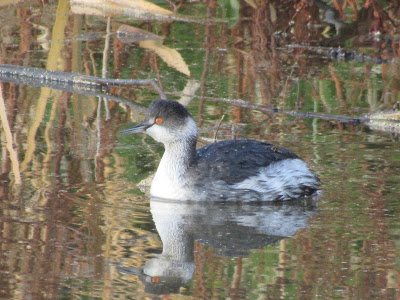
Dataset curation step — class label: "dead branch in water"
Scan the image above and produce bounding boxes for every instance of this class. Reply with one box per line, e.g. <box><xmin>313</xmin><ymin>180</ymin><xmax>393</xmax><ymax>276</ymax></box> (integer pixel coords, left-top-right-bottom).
<box><xmin>170</xmin><ymin>93</ymin><xmax>400</xmax><ymax>129</ymax></box>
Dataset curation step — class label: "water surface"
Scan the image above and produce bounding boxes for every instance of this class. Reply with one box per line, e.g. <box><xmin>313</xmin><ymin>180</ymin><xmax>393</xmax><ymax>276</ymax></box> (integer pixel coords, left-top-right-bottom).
<box><xmin>0</xmin><ymin>1</ymin><xmax>399</xmax><ymax>299</ymax></box>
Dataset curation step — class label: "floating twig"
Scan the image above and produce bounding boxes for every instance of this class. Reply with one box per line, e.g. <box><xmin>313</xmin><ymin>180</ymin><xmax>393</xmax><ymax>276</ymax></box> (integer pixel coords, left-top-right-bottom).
<box><xmin>213</xmin><ymin>114</ymin><xmax>225</xmax><ymax>142</ymax></box>
<box><xmin>0</xmin><ymin>64</ymin><xmax>167</xmax><ymax>100</ymax></box>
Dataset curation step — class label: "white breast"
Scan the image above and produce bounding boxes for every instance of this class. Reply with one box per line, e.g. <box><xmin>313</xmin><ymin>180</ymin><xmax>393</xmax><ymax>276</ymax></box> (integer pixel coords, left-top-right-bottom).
<box><xmin>150</xmin><ymin>173</ymin><xmax>190</xmax><ymax>200</ymax></box>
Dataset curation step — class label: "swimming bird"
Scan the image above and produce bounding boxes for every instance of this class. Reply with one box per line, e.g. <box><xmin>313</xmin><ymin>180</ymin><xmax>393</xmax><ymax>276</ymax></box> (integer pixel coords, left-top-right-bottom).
<box><xmin>120</xmin><ymin>99</ymin><xmax>320</xmax><ymax>201</ymax></box>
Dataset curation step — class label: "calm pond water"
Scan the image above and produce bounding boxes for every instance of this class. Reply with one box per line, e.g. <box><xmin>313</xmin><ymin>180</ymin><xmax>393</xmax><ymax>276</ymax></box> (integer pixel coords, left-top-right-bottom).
<box><xmin>0</xmin><ymin>1</ymin><xmax>399</xmax><ymax>299</ymax></box>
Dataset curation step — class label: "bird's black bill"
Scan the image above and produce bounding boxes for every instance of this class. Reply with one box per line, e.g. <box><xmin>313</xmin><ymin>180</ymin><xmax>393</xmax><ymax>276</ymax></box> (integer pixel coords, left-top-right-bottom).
<box><xmin>119</xmin><ymin>123</ymin><xmax>152</xmax><ymax>134</ymax></box>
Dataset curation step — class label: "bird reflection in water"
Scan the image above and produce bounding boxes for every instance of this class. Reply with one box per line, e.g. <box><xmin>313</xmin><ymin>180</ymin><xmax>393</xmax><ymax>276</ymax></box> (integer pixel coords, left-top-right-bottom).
<box><xmin>119</xmin><ymin>197</ymin><xmax>317</xmax><ymax>295</ymax></box>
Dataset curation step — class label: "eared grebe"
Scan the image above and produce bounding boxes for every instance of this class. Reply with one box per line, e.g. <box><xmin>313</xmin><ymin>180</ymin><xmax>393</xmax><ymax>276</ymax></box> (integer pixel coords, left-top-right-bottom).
<box><xmin>120</xmin><ymin>99</ymin><xmax>320</xmax><ymax>201</ymax></box>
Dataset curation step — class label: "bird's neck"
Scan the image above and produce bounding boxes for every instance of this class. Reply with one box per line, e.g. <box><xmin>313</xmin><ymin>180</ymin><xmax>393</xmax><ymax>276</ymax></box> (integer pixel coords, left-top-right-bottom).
<box><xmin>161</xmin><ymin>138</ymin><xmax>197</xmax><ymax>176</ymax></box>
<box><xmin>150</xmin><ymin>137</ymin><xmax>197</xmax><ymax>199</ymax></box>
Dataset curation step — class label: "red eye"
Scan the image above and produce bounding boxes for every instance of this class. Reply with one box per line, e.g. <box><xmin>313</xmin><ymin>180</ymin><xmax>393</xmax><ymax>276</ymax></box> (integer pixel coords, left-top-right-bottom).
<box><xmin>155</xmin><ymin>117</ymin><xmax>163</xmax><ymax>124</ymax></box>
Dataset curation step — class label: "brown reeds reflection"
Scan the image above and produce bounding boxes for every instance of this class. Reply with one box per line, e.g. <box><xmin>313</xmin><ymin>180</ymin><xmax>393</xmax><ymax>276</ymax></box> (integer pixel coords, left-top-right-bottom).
<box><xmin>191</xmin><ymin>0</ymin><xmax>400</xmax><ymax>144</ymax></box>
<box><xmin>0</xmin><ymin>182</ymin><xmax>157</xmax><ymax>299</ymax></box>
<box><xmin>0</xmin><ymin>189</ymin><xmax>90</xmax><ymax>299</ymax></box>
